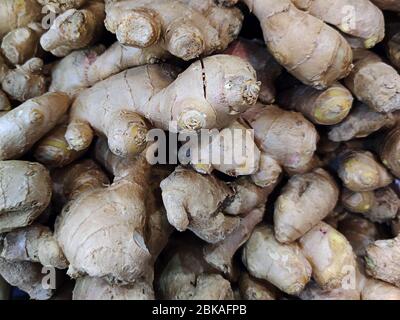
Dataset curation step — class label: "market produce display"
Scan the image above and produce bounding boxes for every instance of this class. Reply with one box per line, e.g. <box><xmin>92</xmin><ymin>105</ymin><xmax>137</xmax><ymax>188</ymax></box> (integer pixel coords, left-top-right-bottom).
<box><xmin>0</xmin><ymin>0</ymin><xmax>400</xmax><ymax>301</ymax></box>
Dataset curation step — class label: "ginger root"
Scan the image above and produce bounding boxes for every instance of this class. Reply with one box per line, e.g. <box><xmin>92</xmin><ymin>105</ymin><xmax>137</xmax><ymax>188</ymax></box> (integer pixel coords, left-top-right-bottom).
<box><xmin>0</xmin><ymin>92</ymin><xmax>70</xmax><ymax>160</ymax></box>
<box><xmin>299</xmin><ymin>222</ymin><xmax>357</xmax><ymax>290</ymax></box>
<box><xmin>242</xmin><ymin>225</ymin><xmax>312</xmax><ymax>295</ymax></box>
<box><xmin>274</xmin><ymin>168</ymin><xmax>339</xmax><ymax>243</ymax></box>
<box><xmin>0</xmin><ymin>161</ymin><xmax>52</xmax><ymax>234</ymax></box>
<box><xmin>377</xmin><ymin>126</ymin><xmax>400</xmax><ymax>178</ymax></box>
<box><xmin>0</xmin><ymin>90</ymin><xmax>11</xmax><ymax>112</ymax></box>
<box><xmin>238</xmin><ymin>272</ymin><xmax>276</xmax><ymax>300</ymax></box>
<box><xmin>370</xmin><ymin>0</ymin><xmax>400</xmax><ymax>11</ymax></box>
<box><xmin>279</xmin><ymin>82</ymin><xmax>353</xmax><ymax>126</ymax></box>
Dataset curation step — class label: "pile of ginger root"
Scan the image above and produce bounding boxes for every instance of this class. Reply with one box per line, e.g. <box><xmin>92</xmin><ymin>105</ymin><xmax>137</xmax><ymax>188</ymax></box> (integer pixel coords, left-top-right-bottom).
<box><xmin>1</xmin><ymin>0</ymin><xmax>400</xmax><ymax>301</ymax></box>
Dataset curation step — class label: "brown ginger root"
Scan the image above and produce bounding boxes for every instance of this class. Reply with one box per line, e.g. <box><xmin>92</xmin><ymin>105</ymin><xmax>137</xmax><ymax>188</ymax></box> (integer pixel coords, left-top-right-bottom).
<box><xmin>104</xmin><ymin>0</ymin><xmax>243</xmax><ymax>60</ymax></box>
<box><xmin>338</xmin><ymin>214</ymin><xmax>380</xmax><ymax>257</ymax></box>
<box><xmin>160</xmin><ymin>166</ymin><xmax>239</xmax><ymax>243</ymax></box>
<box><xmin>1</xmin><ymin>58</ymin><xmax>48</xmax><ymax>102</ymax></box>
<box><xmin>34</xmin><ymin>124</ymin><xmax>86</xmax><ymax>168</ymax></box>
<box><xmin>328</xmin><ymin>103</ymin><xmax>397</xmax><ymax>142</ymax></box>
<box><xmin>40</xmin><ymin>0</ymin><xmax>106</xmax><ymax>57</ymax></box>
<box><xmin>341</xmin><ymin>187</ymin><xmax>400</xmax><ymax>223</ymax></box>
<box><xmin>187</xmin><ymin>120</ymin><xmax>261</xmax><ymax>177</ymax></box>
<box><xmin>0</xmin><ymin>92</ymin><xmax>70</xmax><ymax>160</ymax></box>
<box><xmin>37</xmin><ymin>0</ymin><xmax>88</xmax><ymax>12</ymax></box>
<box><xmin>278</xmin><ymin>83</ymin><xmax>353</xmax><ymax>126</ymax></box>
<box><xmin>291</xmin><ymin>0</ymin><xmax>385</xmax><ymax>49</ymax></box>
<box><xmin>0</xmin><ymin>258</ymin><xmax>53</xmax><ymax>300</ymax></box>
<box><xmin>238</xmin><ymin>272</ymin><xmax>276</xmax><ymax>300</ymax></box>
<box><xmin>344</xmin><ymin>49</ymin><xmax>400</xmax><ymax>113</ymax></box>
<box><xmin>1</xmin><ymin>23</ymin><xmax>45</xmax><ymax>66</ymax></box>
<box><xmin>299</xmin><ymin>280</ymin><xmax>360</xmax><ymax>300</ymax></box>
<box><xmin>0</xmin><ymin>161</ymin><xmax>52</xmax><ymax>234</ymax></box>
<box><xmin>1</xmin><ymin>224</ymin><xmax>67</xmax><ymax>269</ymax></box>
<box><xmin>243</xmin><ymin>104</ymin><xmax>318</xmax><ymax>173</ymax></box>
<box><xmin>157</xmin><ymin>239</ymin><xmax>234</xmax><ymax>300</ymax></box>
<box><xmin>335</xmin><ymin>150</ymin><xmax>392</xmax><ymax>192</ymax></box>
<box><xmin>370</xmin><ymin>0</ymin><xmax>400</xmax><ymax>11</ymax></box>
<box><xmin>49</xmin><ymin>43</ymin><xmax>169</xmax><ymax>97</ymax></box>
<box><xmin>365</xmin><ymin>235</ymin><xmax>400</xmax><ymax>287</ymax></box>
<box><xmin>242</xmin><ymin>225</ymin><xmax>312</xmax><ymax>295</ymax></box>
<box><xmin>377</xmin><ymin>126</ymin><xmax>400</xmax><ymax>178</ymax></box>
<box><xmin>274</xmin><ymin>168</ymin><xmax>339</xmax><ymax>243</ymax></box>
<box><xmin>66</xmin><ymin>55</ymin><xmax>259</xmax><ymax>157</ymax></box>
<box><xmin>0</xmin><ymin>90</ymin><xmax>10</xmax><ymax>111</ymax></box>
<box><xmin>224</xmin><ymin>38</ymin><xmax>282</xmax><ymax>104</ymax></box>
<box><xmin>299</xmin><ymin>222</ymin><xmax>357</xmax><ymax>290</ymax></box>
<box><xmin>240</xmin><ymin>0</ymin><xmax>353</xmax><ymax>89</ymax></box>
<box><xmin>0</xmin><ymin>0</ymin><xmax>43</xmax><ymax>39</ymax></box>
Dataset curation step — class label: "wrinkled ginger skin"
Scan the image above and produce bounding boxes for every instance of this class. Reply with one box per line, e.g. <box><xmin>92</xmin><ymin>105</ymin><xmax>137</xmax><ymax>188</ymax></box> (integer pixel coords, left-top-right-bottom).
<box><xmin>336</xmin><ymin>150</ymin><xmax>392</xmax><ymax>192</ymax></box>
<box><xmin>338</xmin><ymin>214</ymin><xmax>380</xmax><ymax>257</ymax></box>
<box><xmin>238</xmin><ymin>272</ymin><xmax>276</xmax><ymax>300</ymax></box>
<box><xmin>55</xmin><ymin>155</ymin><xmax>153</xmax><ymax>284</ymax></box>
<box><xmin>328</xmin><ymin>103</ymin><xmax>396</xmax><ymax>142</ymax></box>
<box><xmin>1</xmin><ymin>23</ymin><xmax>45</xmax><ymax>66</ymax></box>
<box><xmin>274</xmin><ymin>168</ymin><xmax>339</xmax><ymax>243</ymax></box>
<box><xmin>160</xmin><ymin>166</ymin><xmax>239</xmax><ymax>244</ymax></box>
<box><xmin>37</xmin><ymin>0</ymin><xmax>88</xmax><ymax>11</ymax></box>
<box><xmin>0</xmin><ymin>92</ymin><xmax>70</xmax><ymax>160</ymax></box>
<box><xmin>40</xmin><ymin>1</ymin><xmax>106</xmax><ymax>57</ymax></box>
<box><xmin>241</xmin><ymin>0</ymin><xmax>353</xmax><ymax>88</ymax></box>
<box><xmin>378</xmin><ymin>126</ymin><xmax>400</xmax><ymax>178</ymax></box>
<box><xmin>73</xmin><ymin>276</ymin><xmax>154</xmax><ymax>300</ymax></box>
<box><xmin>292</xmin><ymin>0</ymin><xmax>385</xmax><ymax>48</ymax></box>
<box><xmin>242</xmin><ymin>225</ymin><xmax>312</xmax><ymax>295</ymax></box>
<box><xmin>34</xmin><ymin>125</ymin><xmax>86</xmax><ymax>168</ymax></box>
<box><xmin>299</xmin><ymin>222</ymin><xmax>357</xmax><ymax>290</ymax></box>
<box><xmin>0</xmin><ymin>0</ymin><xmax>43</xmax><ymax>39</ymax></box>
<box><xmin>365</xmin><ymin>236</ymin><xmax>400</xmax><ymax>287</ymax></box>
<box><xmin>0</xmin><ymin>161</ymin><xmax>52</xmax><ymax>234</ymax></box>
<box><xmin>361</xmin><ymin>278</ymin><xmax>400</xmax><ymax>300</ymax></box>
<box><xmin>66</xmin><ymin>55</ymin><xmax>259</xmax><ymax>157</ymax></box>
<box><xmin>341</xmin><ymin>187</ymin><xmax>400</xmax><ymax>223</ymax></box>
<box><xmin>157</xmin><ymin>243</ymin><xmax>234</xmax><ymax>300</ymax></box>
<box><xmin>0</xmin><ymin>258</ymin><xmax>53</xmax><ymax>300</ymax></box>
<box><xmin>279</xmin><ymin>83</ymin><xmax>353</xmax><ymax>126</ymax></box>
<box><xmin>345</xmin><ymin>50</ymin><xmax>400</xmax><ymax>113</ymax></box>
<box><xmin>243</xmin><ymin>104</ymin><xmax>318</xmax><ymax>172</ymax></box>
<box><xmin>1</xmin><ymin>224</ymin><xmax>67</xmax><ymax>269</ymax></box>
<box><xmin>224</xmin><ymin>38</ymin><xmax>282</xmax><ymax>104</ymax></box>
<box><xmin>49</xmin><ymin>43</ymin><xmax>169</xmax><ymax>97</ymax></box>
<box><xmin>299</xmin><ymin>281</ymin><xmax>360</xmax><ymax>300</ymax></box>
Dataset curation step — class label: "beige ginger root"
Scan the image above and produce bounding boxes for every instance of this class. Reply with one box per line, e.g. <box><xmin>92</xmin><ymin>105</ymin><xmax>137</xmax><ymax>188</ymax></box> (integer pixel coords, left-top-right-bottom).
<box><xmin>1</xmin><ymin>224</ymin><xmax>67</xmax><ymax>269</ymax></box>
<box><xmin>104</xmin><ymin>0</ymin><xmax>243</xmax><ymax>60</ymax></box>
<box><xmin>291</xmin><ymin>0</ymin><xmax>385</xmax><ymax>49</ymax></box>
<box><xmin>238</xmin><ymin>272</ymin><xmax>276</xmax><ymax>300</ymax></box>
<box><xmin>344</xmin><ymin>50</ymin><xmax>400</xmax><ymax>113</ymax></box>
<box><xmin>37</xmin><ymin>0</ymin><xmax>88</xmax><ymax>12</ymax></box>
<box><xmin>341</xmin><ymin>187</ymin><xmax>400</xmax><ymax>223</ymax></box>
<box><xmin>34</xmin><ymin>124</ymin><xmax>86</xmax><ymax>168</ymax></box>
<box><xmin>335</xmin><ymin>150</ymin><xmax>392</xmax><ymax>192</ymax></box>
<box><xmin>1</xmin><ymin>58</ymin><xmax>48</xmax><ymax>102</ymax></box>
<box><xmin>160</xmin><ymin>166</ymin><xmax>239</xmax><ymax>243</ymax></box>
<box><xmin>0</xmin><ymin>0</ymin><xmax>42</xmax><ymax>39</ymax></box>
<box><xmin>361</xmin><ymin>277</ymin><xmax>400</xmax><ymax>300</ymax></box>
<box><xmin>278</xmin><ymin>83</ymin><xmax>353</xmax><ymax>126</ymax></box>
<box><xmin>328</xmin><ymin>103</ymin><xmax>397</xmax><ymax>142</ymax></box>
<box><xmin>157</xmin><ymin>239</ymin><xmax>234</xmax><ymax>300</ymax></box>
<box><xmin>49</xmin><ymin>43</ymin><xmax>169</xmax><ymax>97</ymax></box>
<box><xmin>40</xmin><ymin>0</ymin><xmax>106</xmax><ymax>57</ymax></box>
<box><xmin>274</xmin><ymin>168</ymin><xmax>339</xmax><ymax>243</ymax></box>
<box><xmin>365</xmin><ymin>235</ymin><xmax>400</xmax><ymax>287</ymax></box>
<box><xmin>0</xmin><ymin>258</ymin><xmax>53</xmax><ymax>300</ymax></box>
<box><xmin>338</xmin><ymin>214</ymin><xmax>380</xmax><ymax>257</ymax></box>
<box><xmin>299</xmin><ymin>222</ymin><xmax>357</xmax><ymax>290</ymax></box>
<box><xmin>66</xmin><ymin>55</ymin><xmax>259</xmax><ymax>157</ymax></box>
<box><xmin>251</xmin><ymin>152</ymin><xmax>282</xmax><ymax>188</ymax></box>
<box><xmin>1</xmin><ymin>23</ymin><xmax>45</xmax><ymax>65</ymax></box>
<box><xmin>224</xmin><ymin>38</ymin><xmax>282</xmax><ymax>104</ymax></box>
<box><xmin>242</xmin><ymin>225</ymin><xmax>312</xmax><ymax>295</ymax></box>
<box><xmin>239</xmin><ymin>0</ymin><xmax>353</xmax><ymax>88</ymax></box>
<box><xmin>0</xmin><ymin>92</ymin><xmax>70</xmax><ymax>160</ymax></box>
<box><xmin>0</xmin><ymin>161</ymin><xmax>52</xmax><ymax>234</ymax></box>
<box><xmin>243</xmin><ymin>104</ymin><xmax>318</xmax><ymax>173</ymax></box>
